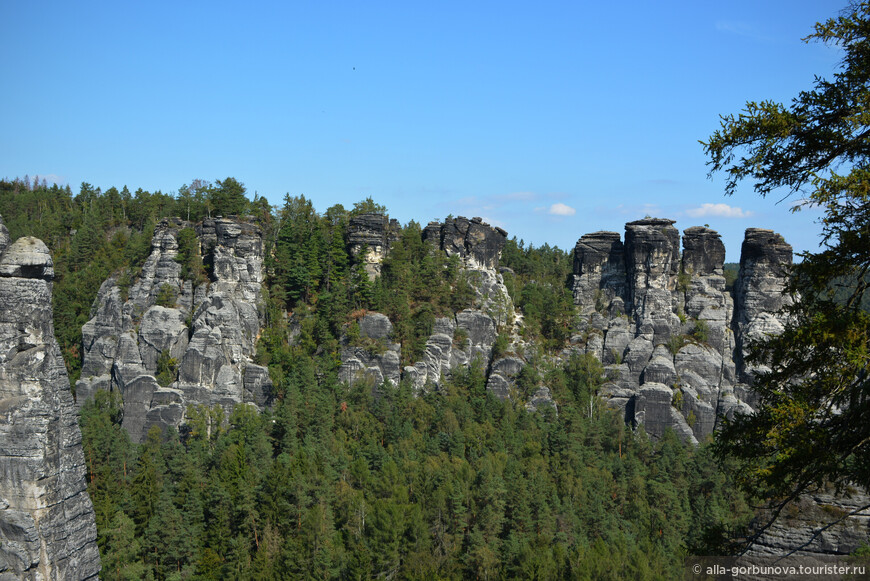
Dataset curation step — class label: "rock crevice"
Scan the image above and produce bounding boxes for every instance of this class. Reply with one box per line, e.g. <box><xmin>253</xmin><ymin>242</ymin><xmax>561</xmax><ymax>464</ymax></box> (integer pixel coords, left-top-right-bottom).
<box><xmin>0</xmin><ymin>215</ymin><xmax>101</xmax><ymax>580</ymax></box>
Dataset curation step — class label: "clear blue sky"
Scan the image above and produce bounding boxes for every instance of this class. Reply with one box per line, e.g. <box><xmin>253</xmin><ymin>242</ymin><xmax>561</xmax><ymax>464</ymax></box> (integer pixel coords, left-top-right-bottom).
<box><xmin>1</xmin><ymin>0</ymin><xmax>848</xmax><ymax>261</ymax></box>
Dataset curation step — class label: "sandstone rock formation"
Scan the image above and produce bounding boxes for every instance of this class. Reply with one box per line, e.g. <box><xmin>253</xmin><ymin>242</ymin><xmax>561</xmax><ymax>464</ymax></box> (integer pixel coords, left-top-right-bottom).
<box><xmin>76</xmin><ymin>217</ymin><xmax>270</xmax><ymax>442</ymax></box>
<box><xmin>0</xmin><ymin>217</ymin><xmax>101</xmax><ymax>579</ymax></box>
<box><xmin>339</xmin><ymin>313</ymin><xmax>402</xmax><ymax>388</ymax></box>
<box><xmin>570</xmin><ymin>220</ymin><xmax>791</xmax><ymax>444</ymax></box>
<box><xmin>347</xmin><ymin>213</ymin><xmax>400</xmax><ymax>278</ymax></box>
<box><xmin>747</xmin><ymin>490</ymin><xmax>870</xmax><ymax>557</ymax></box>
<box><xmin>341</xmin><ymin>216</ymin><xmax>534</xmax><ymax>404</ymax></box>
<box><xmin>423</xmin><ymin>216</ymin><xmax>508</xmax><ymax>270</ymax></box>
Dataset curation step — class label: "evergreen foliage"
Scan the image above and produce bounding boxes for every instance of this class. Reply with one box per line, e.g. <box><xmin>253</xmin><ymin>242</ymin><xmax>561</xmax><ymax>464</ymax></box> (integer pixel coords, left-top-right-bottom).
<box><xmin>500</xmin><ymin>238</ymin><xmax>574</xmax><ymax>351</ymax></box>
<box><xmin>80</xmin><ymin>355</ymin><xmax>752</xmax><ymax>579</ymax></box>
<box><xmin>704</xmin><ymin>1</ymin><xmax>870</xmax><ymax>542</ymax></box>
<box><xmin>0</xmin><ymin>177</ymin><xmax>756</xmax><ymax>575</ymax></box>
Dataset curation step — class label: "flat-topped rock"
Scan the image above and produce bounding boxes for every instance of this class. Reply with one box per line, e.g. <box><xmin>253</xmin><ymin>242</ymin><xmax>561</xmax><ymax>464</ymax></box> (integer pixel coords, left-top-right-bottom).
<box><xmin>0</xmin><ymin>236</ymin><xmax>54</xmax><ymax>280</ymax></box>
<box><xmin>424</xmin><ymin>216</ymin><xmax>508</xmax><ymax>270</ymax></box>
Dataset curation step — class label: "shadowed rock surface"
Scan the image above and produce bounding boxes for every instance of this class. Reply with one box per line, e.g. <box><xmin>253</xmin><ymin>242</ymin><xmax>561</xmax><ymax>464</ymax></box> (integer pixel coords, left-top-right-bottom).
<box><xmin>0</xmin><ymin>216</ymin><xmax>101</xmax><ymax>580</ymax></box>
<box><xmin>423</xmin><ymin>216</ymin><xmax>508</xmax><ymax>269</ymax></box>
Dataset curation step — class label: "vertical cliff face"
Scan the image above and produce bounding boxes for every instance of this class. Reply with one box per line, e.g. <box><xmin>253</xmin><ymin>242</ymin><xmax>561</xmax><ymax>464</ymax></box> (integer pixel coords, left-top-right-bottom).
<box><xmin>76</xmin><ymin>217</ymin><xmax>270</xmax><ymax>442</ymax></box>
<box><xmin>347</xmin><ymin>213</ymin><xmax>400</xmax><ymax>278</ymax></box>
<box><xmin>423</xmin><ymin>216</ymin><xmax>508</xmax><ymax>270</ymax></box>
<box><xmin>569</xmin><ymin>220</ymin><xmax>791</xmax><ymax>444</ymax></box>
<box><xmin>0</xmin><ymin>218</ymin><xmax>101</xmax><ymax>579</ymax></box>
<box><xmin>733</xmin><ymin>228</ymin><xmax>793</xmax><ymax>389</ymax></box>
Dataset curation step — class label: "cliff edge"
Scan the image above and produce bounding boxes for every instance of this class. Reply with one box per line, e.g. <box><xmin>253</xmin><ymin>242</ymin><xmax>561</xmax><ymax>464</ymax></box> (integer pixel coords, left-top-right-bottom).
<box><xmin>0</xmin><ymin>216</ymin><xmax>101</xmax><ymax>580</ymax></box>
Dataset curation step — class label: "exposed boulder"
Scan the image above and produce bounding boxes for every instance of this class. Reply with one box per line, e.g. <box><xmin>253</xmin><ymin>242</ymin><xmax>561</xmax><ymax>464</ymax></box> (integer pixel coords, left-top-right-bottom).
<box><xmin>525</xmin><ymin>386</ymin><xmax>557</xmax><ymax>414</ymax></box>
<box><xmin>339</xmin><ymin>313</ymin><xmax>402</xmax><ymax>388</ymax></box>
<box><xmin>485</xmin><ymin>356</ymin><xmax>526</xmax><ymax>401</ymax></box>
<box><xmin>0</xmin><ymin>216</ymin><xmax>101</xmax><ymax>580</ymax></box>
<box><xmin>634</xmin><ymin>383</ymin><xmax>698</xmax><ymax>445</ymax></box>
<box><xmin>0</xmin><ymin>237</ymin><xmax>55</xmax><ymax>280</ymax></box>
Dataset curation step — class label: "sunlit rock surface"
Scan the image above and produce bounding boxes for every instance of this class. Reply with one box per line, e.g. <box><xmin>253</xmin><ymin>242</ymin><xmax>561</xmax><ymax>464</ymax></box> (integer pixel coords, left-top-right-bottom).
<box><xmin>0</xmin><ymin>215</ymin><xmax>101</xmax><ymax>580</ymax></box>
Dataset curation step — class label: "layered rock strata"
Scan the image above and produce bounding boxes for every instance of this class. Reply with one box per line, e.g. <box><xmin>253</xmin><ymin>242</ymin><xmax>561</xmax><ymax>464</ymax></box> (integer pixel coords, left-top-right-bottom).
<box><xmin>746</xmin><ymin>490</ymin><xmax>870</xmax><ymax>557</ymax></box>
<box><xmin>423</xmin><ymin>216</ymin><xmax>508</xmax><ymax>269</ymax></box>
<box><xmin>347</xmin><ymin>213</ymin><xmax>400</xmax><ymax>278</ymax></box>
<box><xmin>734</xmin><ymin>228</ymin><xmax>793</xmax><ymax>388</ymax></box>
<box><xmin>570</xmin><ymin>220</ymin><xmax>791</xmax><ymax>444</ymax></box>
<box><xmin>76</xmin><ymin>217</ymin><xmax>270</xmax><ymax>442</ymax></box>
<box><xmin>0</xmin><ymin>217</ymin><xmax>101</xmax><ymax>579</ymax></box>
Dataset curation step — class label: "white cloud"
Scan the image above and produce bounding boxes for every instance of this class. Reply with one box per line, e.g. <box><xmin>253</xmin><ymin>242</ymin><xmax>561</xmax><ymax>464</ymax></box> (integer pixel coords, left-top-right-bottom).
<box><xmin>686</xmin><ymin>203</ymin><xmax>753</xmax><ymax>218</ymax></box>
<box><xmin>549</xmin><ymin>202</ymin><xmax>576</xmax><ymax>216</ymax></box>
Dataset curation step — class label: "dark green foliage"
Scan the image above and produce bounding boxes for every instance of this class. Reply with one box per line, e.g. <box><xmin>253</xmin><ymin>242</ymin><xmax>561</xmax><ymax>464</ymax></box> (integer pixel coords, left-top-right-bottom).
<box><xmin>500</xmin><ymin>238</ymin><xmax>575</xmax><ymax>351</ymax></box>
<box><xmin>208</xmin><ymin>177</ymin><xmax>249</xmax><ymax>217</ymax></box>
<box><xmin>350</xmin><ymin>196</ymin><xmax>387</xmax><ymax>216</ymax></box>
<box><xmin>79</xmin><ymin>349</ymin><xmax>751</xmax><ymax>579</ymax></box>
<box><xmin>156</xmin><ymin>350</ymin><xmax>178</xmax><ymax>387</ymax></box>
<box><xmin>691</xmin><ymin>319</ymin><xmax>709</xmax><ymax>344</ymax></box>
<box><xmin>175</xmin><ymin>226</ymin><xmax>206</xmax><ymax>283</ymax></box>
<box><xmin>723</xmin><ymin>263</ymin><xmax>738</xmax><ymax>292</ymax></box>
<box><xmin>704</xmin><ymin>1</ymin><xmax>870</xmax><ymax>545</ymax></box>
<box><xmin>155</xmin><ymin>283</ymin><xmax>177</xmax><ymax>308</ymax></box>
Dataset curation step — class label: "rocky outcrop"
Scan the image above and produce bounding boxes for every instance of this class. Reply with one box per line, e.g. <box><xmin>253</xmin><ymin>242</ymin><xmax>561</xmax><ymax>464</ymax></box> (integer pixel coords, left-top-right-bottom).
<box><xmin>747</xmin><ymin>490</ymin><xmax>870</xmax><ymax>557</ymax></box>
<box><xmin>734</xmin><ymin>228</ymin><xmax>793</xmax><ymax>386</ymax></box>
<box><xmin>423</xmin><ymin>216</ymin><xmax>508</xmax><ymax>270</ymax></box>
<box><xmin>395</xmin><ymin>308</ymin><xmax>500</xmax><ymax>394</ymax></box>
<box><xmin>340</xmin><ymin>217</ymin><xmax>536</xmax><ymax>407</ymax></box>
<box><xmin>0</xmin><ymin>218</ymin><xmax>101</xmax><ymax>579</ymax></box>
<box><xmin>76</xmin><ymin>217</ymin><xmax>270</xmax><ymax>442</ymax></box>
<box><xmin>570</xmin><ymin>220</ymin><xmax>791</xmax><ymax>443</ymax></box>
<box><xmin>339</xmin><ymin>313</ymin><xmax>402</xmax><ymax>388</ymax></box>
<box><xmin>347</xmin><ymin>213</ymin><xmax>400</xmax><ymax>278</ymax></box>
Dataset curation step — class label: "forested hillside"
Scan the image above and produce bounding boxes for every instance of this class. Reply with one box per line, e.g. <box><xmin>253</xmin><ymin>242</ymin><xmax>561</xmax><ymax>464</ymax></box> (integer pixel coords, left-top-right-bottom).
<box><xmin>0</xmin><ymin>177</ymin><xmax>755</xmax><ymax>579</ymax></box>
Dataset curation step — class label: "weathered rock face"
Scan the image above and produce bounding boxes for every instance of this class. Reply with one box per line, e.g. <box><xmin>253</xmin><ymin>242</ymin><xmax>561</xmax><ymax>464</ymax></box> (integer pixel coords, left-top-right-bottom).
<box><xmin>338</xmin><ymin>218</ymin><xmax>544</xmax><ymax>407</ymax></box>
<box><xmin>339</xmin><ymin>313</ymin><xmax>402</xmax><ymax>389</ymax></box>
<box><xmin>423</xmin><ymin>216</ymin><xmax>508</xmax><ymax>269</ymax></box>
<box><xmin>347</xmin><ymin>213</ymin><xmax>400</xmax><ymax>278</ymax></box>
<box><xmin>570</xmin><ymin>231</ymin><xmax>626</xmax><ymax>311</ymax></box>
<box><xmin>734</xmin><ymin>228</ymin><xmax>793</xmax><ymax>385</ymax></box>
<box><xmin>76</xmin><ymin>217</ymin><xmax>270</xmax><ymax>442</ymax></box>
<box><xmin>570</xmin><ymin>220</ymin><xmax>791</xmax><ymax>442</ymax></box>
<box><xmin>0</xmin><ymin>218</ymin><xmax>101</xmax><ymax>580</ymax></box>
<box><xmin>747</xmin><ymin>490</ymin><xmax>870</xmax><ymax>557</ymax></box>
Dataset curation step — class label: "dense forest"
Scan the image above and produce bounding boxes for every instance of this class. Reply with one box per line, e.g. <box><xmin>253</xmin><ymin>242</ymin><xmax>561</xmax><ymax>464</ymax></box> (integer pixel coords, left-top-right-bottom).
<box><xmin>0</xmin><ymin>177</ymin><xmax>755</xmax><ymax>579</ymax></box>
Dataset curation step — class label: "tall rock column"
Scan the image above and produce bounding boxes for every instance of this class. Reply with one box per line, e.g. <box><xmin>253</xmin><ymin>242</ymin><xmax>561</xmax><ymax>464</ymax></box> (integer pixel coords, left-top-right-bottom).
<box><xmin>624</xmin><ymin>218</ymin><xmax>681</xmax><ymax>343</ymax></box>
<box><xmin>570</xmin><ymin>231</ymin><xmax>627</xmax><ymax>314</ymax></box>
<box><xmin>734</xmin><ymin>228</ymin><xmax>793</xmax><ymax>387</ymax></box>
<box><xmin>0</xmin><ymin>219</ymin><xmax>101</xmax><ymax>579</ymax></box>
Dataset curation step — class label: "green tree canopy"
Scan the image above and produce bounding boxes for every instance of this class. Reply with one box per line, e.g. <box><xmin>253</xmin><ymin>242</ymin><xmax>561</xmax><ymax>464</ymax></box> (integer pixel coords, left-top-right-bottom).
<box><xmin>209</xmin><ymin>177</ymin><xmax>249</xmax><ymax>217</ymax></box>
<box><xmin>703</xmin><ymin>1</ymin><xmax>870</xmax><ymax>544</ymax></box>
